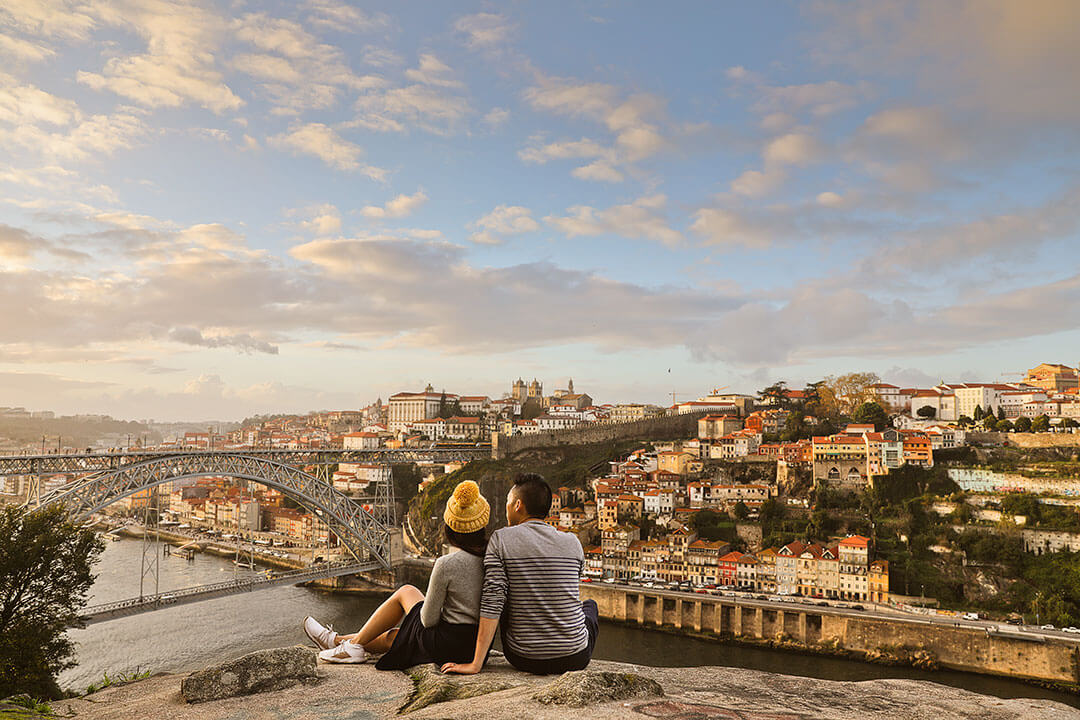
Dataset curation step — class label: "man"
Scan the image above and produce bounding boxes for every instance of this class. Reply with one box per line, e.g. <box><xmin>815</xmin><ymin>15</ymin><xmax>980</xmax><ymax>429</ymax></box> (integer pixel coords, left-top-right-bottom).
<box><xmin>441</xmin><ymin>473</ymin><xmax>599</xmax><ymax>675</ymax></box>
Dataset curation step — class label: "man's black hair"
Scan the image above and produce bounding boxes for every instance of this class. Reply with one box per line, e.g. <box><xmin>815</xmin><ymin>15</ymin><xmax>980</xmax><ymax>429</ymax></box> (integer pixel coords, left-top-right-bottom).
<box><xmin>512</xmin><ymin>472</ymin><xmax>552</xmax><ymax>519</ymax></box>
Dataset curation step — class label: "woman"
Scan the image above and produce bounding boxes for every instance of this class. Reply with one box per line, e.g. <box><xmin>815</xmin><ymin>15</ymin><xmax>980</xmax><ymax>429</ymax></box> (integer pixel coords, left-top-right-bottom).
<box><xmin>303</xmin><ymin>479</ymin><xmax>489</xmax><ymax>668</ymax></box>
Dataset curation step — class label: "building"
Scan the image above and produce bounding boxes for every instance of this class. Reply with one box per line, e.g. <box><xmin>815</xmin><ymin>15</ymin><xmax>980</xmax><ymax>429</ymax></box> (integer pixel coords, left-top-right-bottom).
<box><xmin>612</xmin><ymin>404</ymin><xmax>665</xmax><ymax>423</ymax></box>
<box><xmin>1025</xmin><ymin>363</ymin><xmax>1079</xmax><ymax>392</ymax></box>
<box><xmin>837</xmin><ymin>535</ymin><xmax>870</xmax><ymax>601</ymax></box>
<box><xmin>342</xmin><ymin>431</ymin><xmax>380</xmax><ymax>450</ymax></box>
<box><xmin>388</xmin><ymin>385</ymin><xmax>456</xmax><ymax>434</ymax></box>
<box><xmin>869</xmin><ymin>559</ymin><xmax>890</xmax><ymax>603</ymax></box>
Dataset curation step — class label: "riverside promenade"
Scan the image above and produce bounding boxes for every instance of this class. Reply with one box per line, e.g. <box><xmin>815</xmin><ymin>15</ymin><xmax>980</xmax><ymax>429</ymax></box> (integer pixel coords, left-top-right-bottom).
<box><xmin>582</xmin><ymin>582</ymin><xmax>1080</xmax><ymax>686</ymax></box>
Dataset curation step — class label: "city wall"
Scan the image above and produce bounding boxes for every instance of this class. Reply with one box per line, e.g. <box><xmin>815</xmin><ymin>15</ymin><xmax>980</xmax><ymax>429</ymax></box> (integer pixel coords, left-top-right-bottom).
<box><xmin>581</xmin><ymin>584</ymin><xmax>1080</xmax><ymax>685</ymax></box>
<box><xmin>492</xmin><ymin>411</ymin><xmax>705</xmax><ymax>459</ymax></box>
<box><xmin>968</xmin><ymin>432</ymin><xmax>1080</xmax><ymax>448</ymax></box>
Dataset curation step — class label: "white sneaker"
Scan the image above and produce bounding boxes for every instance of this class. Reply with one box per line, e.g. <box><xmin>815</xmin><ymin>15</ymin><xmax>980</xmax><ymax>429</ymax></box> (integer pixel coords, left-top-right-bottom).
<box><xmin>318</xmin><ymin>641</ymin><xmax>367</xmax><ymax>664</ymax></box>
<box><xmin>303</xmin><ymin>616</ymin><xmax>337</xmax><ymax>650</ymax></box>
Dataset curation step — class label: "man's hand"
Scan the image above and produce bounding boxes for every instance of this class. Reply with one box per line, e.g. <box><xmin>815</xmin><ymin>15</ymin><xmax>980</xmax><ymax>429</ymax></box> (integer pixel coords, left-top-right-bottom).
<box><xmin>440</xmin><ymin>661</ymin><xmax>481</xmax><ymax>675</ymax></box>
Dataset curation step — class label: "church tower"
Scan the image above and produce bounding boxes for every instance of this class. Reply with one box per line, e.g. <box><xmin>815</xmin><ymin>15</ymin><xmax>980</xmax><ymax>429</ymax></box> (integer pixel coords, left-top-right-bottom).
<box><xmin>568</xmin><ymin>378</ymin><xmax>574</xmax><ymax>394</ymax></box>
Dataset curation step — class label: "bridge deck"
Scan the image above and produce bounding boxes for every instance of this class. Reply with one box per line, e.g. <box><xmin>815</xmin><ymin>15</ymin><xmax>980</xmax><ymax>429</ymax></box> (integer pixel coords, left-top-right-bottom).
<box><xmin>0</xmin><ymin>447</ymin><xmax>490</xmax><ymax>477</ymax></box>
<box><xmin>80</xmin><ymin>562</ymin><xmax>381</xmax><ymax>625</ymax></box>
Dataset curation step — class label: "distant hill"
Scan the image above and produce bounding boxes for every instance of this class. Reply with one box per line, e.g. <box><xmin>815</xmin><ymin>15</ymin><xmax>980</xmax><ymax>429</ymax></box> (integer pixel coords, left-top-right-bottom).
<box><xmin>0</xmin><ymin>416</ymin><xmax>158</xmax><ymax>453</ymax></box>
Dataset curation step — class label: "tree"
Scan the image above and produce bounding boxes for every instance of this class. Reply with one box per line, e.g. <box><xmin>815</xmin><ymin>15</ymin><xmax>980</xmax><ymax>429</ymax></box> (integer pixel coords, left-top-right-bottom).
<box><xmin>757</xmin><ymin>381</ymin><xmax>790</xmax><ymax>409</ymax></box>
<box><xmin>0</xmin><ymin>505</ymin><xmax>104</xmax><ymax>699</ymax></box>
<box><xmin>981</xmin><ymin>413</ymin><xmax>998</xmax><ymax>430</ymax></box>
<box><xmin>997</xmin><ymin>406</ymin><xmax>1006</xmax><ymax>421</ymax></box>
<box><xmin>780</xmin><ymin>411</ymin><xmax>807</xmax><ymax>441</ymax></box>
<box><xmin>1032</xmin><ymin>415</ymin><xmax>1051</xmax><ymax>432</ymax></box>
<box><xmin>973</xmin><ymin>405</ymin><xmax>984</xmax><ymax>421</ymax></box>
<box><xmin>1063</xmin><ymin>418</ymin><xmax>1079</xmax><ymax>429</ymax></box>
<box><xmin>1014</xmin><ymin>416</ymin><xmax>1032</xmax><ymax>432</ymax></box>
<box><xmin>958</xmin><ymin>415</ymin><xmax>973</xmax><ymax>427</ymax></box>
<box><xmin>853</xmin><ymin>401</ymin><xmax>889</xmax><ymax>430</ymax></box>
<box><xmin>916</xmin><ymin>405</ymin><xmax>937</xmax><ymax>419</ymax></box>
<box><xmin>733</xmin><ymin>501</ymin><xmax>750</xmax><ymax>520</ymax></box>
<box><xmin>819</xmin><ymin>372</ymin><xmax>881</xmax><ymax>419</ymax></box>
<box><xmin>437</xmin><ymin>391</ymin><xmax>449</xmax><ymax>419</ymax></box>
<box><xmin>803</xmin><ymin>380</ymin><xmax>826</xmax><ymax>418</ymax></box>
<box><xmin>995</xmin><ymin>419</ymin><xmax>1014</xmax><ymax>432</ymax></box>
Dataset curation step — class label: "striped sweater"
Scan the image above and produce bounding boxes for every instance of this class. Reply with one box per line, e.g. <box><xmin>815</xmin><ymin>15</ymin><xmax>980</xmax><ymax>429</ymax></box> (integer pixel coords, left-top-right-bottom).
<box><xmin>480</xmin><ymin>519</ymin><xmax>587</xmax><ymax>660</ymax></box>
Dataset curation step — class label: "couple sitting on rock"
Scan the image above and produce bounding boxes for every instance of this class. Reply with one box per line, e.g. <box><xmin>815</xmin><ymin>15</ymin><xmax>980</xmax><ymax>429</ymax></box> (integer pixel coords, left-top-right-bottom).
<box><xmin>303</xmin><ymin>473</ymin><xmax>599</xmax><ymax>675</ymax></box>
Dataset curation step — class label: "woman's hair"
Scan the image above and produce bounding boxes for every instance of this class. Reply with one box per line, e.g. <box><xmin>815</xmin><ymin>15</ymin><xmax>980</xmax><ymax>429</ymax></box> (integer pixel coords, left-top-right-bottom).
<box><xmin>444</xmin><ymin>523</ymin><xmax>487</xmax><ymax>557</ymax></box>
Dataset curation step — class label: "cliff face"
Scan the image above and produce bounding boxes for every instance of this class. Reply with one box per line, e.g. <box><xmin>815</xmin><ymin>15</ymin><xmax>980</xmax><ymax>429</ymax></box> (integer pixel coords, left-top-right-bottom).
<box><xmin>47</xmin><ymin>651</ymin><xmax>1079</xmax><ymax>720</ymax></box>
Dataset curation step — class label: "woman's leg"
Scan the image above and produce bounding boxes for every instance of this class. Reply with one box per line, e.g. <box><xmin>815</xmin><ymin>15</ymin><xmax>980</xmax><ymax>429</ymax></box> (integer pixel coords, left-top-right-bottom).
<box><xmin>337</xmin><ymin>585</ymin><xmax>424</xmax><ymax>648</ymax></box>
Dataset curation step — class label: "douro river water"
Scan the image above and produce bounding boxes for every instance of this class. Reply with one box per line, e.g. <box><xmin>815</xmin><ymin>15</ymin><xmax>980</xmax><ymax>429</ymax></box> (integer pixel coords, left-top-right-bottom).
<box><xmin>61</xmin><ymin>538</ymin><xmax>1079</xmax><ymax>709</ymax></box>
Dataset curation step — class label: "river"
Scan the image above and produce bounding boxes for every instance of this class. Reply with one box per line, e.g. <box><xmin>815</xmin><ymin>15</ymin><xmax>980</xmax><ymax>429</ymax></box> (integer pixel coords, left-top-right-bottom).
<box><xmin>60</xmin><ymin>537</ymin><xmax>1080</xmax><ymax>709</ymax></box>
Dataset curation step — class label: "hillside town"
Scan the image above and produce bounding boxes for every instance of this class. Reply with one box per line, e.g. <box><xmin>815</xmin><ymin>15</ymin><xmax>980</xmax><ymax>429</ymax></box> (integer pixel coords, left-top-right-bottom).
<box><xmin>5</xmin><ymin>362</ymin><xmax>1080</xmax><ymax>616</ymax></box>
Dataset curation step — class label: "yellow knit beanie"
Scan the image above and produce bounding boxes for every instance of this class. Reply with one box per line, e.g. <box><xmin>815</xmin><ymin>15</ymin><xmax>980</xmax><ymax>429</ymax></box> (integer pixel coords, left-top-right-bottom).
<box><xmin>444</xmin><ymin>480</ymin><xmax>490</xmax><ymax>533</ymax></box>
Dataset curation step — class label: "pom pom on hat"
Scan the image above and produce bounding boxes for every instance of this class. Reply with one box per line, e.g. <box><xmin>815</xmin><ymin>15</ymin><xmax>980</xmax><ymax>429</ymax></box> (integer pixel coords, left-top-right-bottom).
<box><xmin>444</xmin><ymin>480</ymin><xmax>489</xmax><ymax>534</ymax></box>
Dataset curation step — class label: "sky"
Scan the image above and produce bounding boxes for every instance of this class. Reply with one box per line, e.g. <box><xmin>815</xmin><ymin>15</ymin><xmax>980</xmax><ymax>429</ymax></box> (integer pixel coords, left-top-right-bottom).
<box><xmin>2</xmin><ymin>1</ymin><xmax>1079</xmax><ymax>422</ymax></box>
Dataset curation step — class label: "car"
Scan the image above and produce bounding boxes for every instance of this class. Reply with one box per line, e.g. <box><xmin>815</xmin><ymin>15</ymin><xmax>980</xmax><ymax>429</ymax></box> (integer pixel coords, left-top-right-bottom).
<box><xmin>643</xmin><ymin>582</ymin><xmax>655</xmax><ymax>588</ymax></box>
<box><xmin>850</xmin><ymin>604</ymin><xmax>865</xmax><ymax>611</ymax></box>
<box><xmin>963</xmin><ymin>612</ymin><xmax>980</xmax><ymax>621</ymax></box>
<box><xmin>603</xmin><ymin>577</ymin><xmax>616</xmax><ymax>584</ymax></box>
<box><xmin>816</xmin><ymin>601</ymin><xmax>830</xmax><ymax>607</ymax></box>
<box><xmin>580</xmin><ymin>577</ymin><xmax>593</xmax><ymax>583</ymax></box>
<box><xmin>1064</xmin><ymin>627</ymin><xmax>1080</xmax><ymax>634</ymax></box>
<box><xmin>1041</xmin><ymin>624</ymin><xmax>1056</xmax><ymax>630</ymax></box>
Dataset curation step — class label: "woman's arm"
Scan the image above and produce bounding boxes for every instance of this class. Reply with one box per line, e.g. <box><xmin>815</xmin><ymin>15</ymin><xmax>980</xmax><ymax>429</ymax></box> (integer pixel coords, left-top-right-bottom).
<box><xmin>420</xmin><ymin>556</ymin><xmax>448</xmax><ymax>628</ymax></box>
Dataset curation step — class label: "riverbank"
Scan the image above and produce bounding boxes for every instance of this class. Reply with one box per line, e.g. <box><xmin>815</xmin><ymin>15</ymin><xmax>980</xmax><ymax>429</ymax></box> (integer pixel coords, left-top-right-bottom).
<box><xmin>582</xmin><ymin>583</ymin><xmax>1080</xmax><ymax>692</ymax></box>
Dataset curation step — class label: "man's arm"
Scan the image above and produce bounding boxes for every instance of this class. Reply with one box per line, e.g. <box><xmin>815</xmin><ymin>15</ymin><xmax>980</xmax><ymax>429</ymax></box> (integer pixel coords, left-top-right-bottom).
<box><xmin>440</xmin><ymin>616</ymin><xmax>497</xmax><ymax>674</ymax></box>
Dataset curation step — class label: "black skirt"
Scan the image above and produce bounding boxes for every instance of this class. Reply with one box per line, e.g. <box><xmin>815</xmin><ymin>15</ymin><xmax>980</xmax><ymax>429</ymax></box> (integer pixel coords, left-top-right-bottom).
<box><xmin>375</xmin><ymin>601</ymin><xmax>479</xmax><ymax>670</ymax></box>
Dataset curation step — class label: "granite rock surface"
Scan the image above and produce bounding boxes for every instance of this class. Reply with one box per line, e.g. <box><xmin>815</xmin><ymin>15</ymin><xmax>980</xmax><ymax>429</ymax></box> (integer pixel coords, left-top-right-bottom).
<box><xmin>48</xmin><ymin>652</ymin><xmax>1079</xmax><ymax>720</ymax></box>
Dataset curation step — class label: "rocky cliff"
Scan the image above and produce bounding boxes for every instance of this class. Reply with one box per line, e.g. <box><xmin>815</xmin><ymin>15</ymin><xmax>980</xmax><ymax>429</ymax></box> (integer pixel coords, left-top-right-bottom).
<box><xmin>41</xmin><ymin>647</ymin><xmax>1079</xmax><ymax>720</ymax></box>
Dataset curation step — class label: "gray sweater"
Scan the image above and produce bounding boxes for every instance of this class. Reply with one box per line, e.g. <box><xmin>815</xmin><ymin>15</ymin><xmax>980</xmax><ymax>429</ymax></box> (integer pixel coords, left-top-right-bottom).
<box><xmin>420</xmin><ymin>548</ymin><xmax>483</xmax><ymax>628</ymax></box>
<box><xmin>480</xmin><ymin>520</ymin><xmax>587</xmax><ymax>659</ymax></box>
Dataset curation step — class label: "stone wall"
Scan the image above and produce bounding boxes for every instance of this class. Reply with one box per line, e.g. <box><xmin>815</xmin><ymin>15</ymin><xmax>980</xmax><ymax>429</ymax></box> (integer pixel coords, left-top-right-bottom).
<box><xmin>581</xmin><ymin>583</ymin><xmax>1080</xmax><ymax>685</ymax></box>
<box><xmin>492</xmin><ymin>412</ymin><xmax>705</xmax><ymax>459</ymax></box>
<box><xmin>968</xmin><ymin>432</ymin><xmax>1080</xmax><ymax>448</ymax></box>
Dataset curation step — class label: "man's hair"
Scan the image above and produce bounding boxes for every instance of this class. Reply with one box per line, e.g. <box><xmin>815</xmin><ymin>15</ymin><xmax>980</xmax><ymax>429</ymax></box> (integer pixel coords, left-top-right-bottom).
<box><xmin>512</xmin><ymin>473</ymin><xmax>552</xmax><ymax>519</ymax></box>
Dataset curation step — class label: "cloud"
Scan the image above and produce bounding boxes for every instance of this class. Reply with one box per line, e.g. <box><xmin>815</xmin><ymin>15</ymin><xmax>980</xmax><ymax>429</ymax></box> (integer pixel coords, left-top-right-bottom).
<box><xmin>231</xmin><ymin>12</ymin><xmax>384</xmax><ymax>115</ymax></box>
<box><xmin>522</xmin><ymin>74</ymin><xmax>675</xmax><ymax>180</ymax></box>
<box><xmin>285</xmin><ymin>204</ymin><xmax>342</xmax><ymax>235</ymax></box>
<box><xmin>482</xmin><ymin>107</ymin><xmax>509</xmax><ymax>127</ymax></box>
<box><xmin>813</xmin><ymin>0</ymin><xmax>1080</xmax><ymax>123</ymax></box>
<box><xmin>0</xmin><ymin>80</ymin><xmax>80</xmax><ymax>125</ymax></box>
<box><xmin>545</xmin><ymin>195</ymin><xmax>682</xmax><ymax>247</ymax></box>
<box><xmin>75</xmin><ymin>0</ymin><xmax>242</xmax><ymax>114</ymax></box>
<box><xmin>360</xmin><ymin>190</ymin><xmax>428</xmax><ymax>219</ymax></box>
<box><xmin>404</xmin><ymin>53</ymin><xmax>462</xmax><ymax>88</ymax></box>
<box><xmin>353</xmin><ymin>83</ymin><xmax>471</xmax><ymax>135</ymax></box>
<box><xmin>269</xmin><ymin>123</ymin><xmax>385</xmax><ymax>178</ymax></box>
<box><xmin>468</xmin><ymin>205</ymin><xmax>539</xmax><ymax>245</ymax></box>
<box><xmin>168</xmin><ymin>327</ymin><xmax>279</xmax><ymax>354</ymax></box>
<box><xmin>453</xmin><ymin>12</ymin><xmax>513</xmax><ymax>49</ymax></box>
<box><xmin>0</xmin><ymin>104</ymin><xmax>145</xmax><ymax>162</ymax></box>
<box><xmin>571</xmin><ymin>162</ymin><xmax>624</xmax><ymax>183</ymax></box>
<box><xmin>304</xmin><ymin>0</ymin><xmax>390</xmax><ymax>33</ymax></box>
<box><xmin>0</xmin><ymin>32</ymin><xmax>54</xmax><ymax>62</ymax></box>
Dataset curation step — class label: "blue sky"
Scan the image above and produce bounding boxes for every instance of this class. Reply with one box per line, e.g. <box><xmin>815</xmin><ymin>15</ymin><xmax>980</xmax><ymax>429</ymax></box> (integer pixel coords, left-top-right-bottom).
<box><xmin>1</xmin><ymin>1</ymin><xmax>1079</xmax><ymax>421</ymax></box>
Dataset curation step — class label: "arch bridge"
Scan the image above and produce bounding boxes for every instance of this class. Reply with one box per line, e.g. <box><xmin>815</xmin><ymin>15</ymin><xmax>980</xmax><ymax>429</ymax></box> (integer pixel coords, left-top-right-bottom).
<box><xmin>4</xmin><ymin>447</ymin><xmax>488</xmax><ymax>623</ymax></box>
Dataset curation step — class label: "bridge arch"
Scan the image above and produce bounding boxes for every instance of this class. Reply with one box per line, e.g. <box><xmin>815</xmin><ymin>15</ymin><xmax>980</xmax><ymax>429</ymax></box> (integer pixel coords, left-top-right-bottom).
<box><xmin>34</xmin><ymin>453</ymin><xmax>392</xmax><ymax>567</ymax></box>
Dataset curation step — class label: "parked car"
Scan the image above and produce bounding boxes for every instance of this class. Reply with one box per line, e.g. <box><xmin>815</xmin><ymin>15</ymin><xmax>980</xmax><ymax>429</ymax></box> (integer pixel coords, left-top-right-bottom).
<box><xmin>580</xmin><ymin>577</ymin><xmax>593</xmax><ymax>583</ymax></box>
<box><xmin>963</xmin><ymin>612</ymin><xmax>980</xmax><ymax>621</ymax></box>
<box><xmin>1041</xmin><ymin>624</ymin><xmax>1056</xmax><ymax>630</ymax></box>
<box><xmin>850</xmin><ymin>604</ymin><xmax>865</xmax><ymax>611</ymax></box>
<box><xmin>1063</xmin><ymin>627</ymin><xmax>1080</xmax><ymax>634</ymax></box>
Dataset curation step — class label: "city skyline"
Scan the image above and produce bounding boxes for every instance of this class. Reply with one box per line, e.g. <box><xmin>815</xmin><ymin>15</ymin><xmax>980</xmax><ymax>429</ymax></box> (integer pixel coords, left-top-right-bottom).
<box><xmin>2</xmin><ymin>1</ymin><xmax>1079</xmax><ymax>421</ymax></box>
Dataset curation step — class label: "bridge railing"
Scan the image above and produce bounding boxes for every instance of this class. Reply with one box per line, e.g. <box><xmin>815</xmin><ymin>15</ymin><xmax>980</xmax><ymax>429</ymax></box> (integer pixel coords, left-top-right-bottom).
<box><xmin>81</xmin><ymin>561</ymin><xmax>375</xmax><ymax>618</ymax></box>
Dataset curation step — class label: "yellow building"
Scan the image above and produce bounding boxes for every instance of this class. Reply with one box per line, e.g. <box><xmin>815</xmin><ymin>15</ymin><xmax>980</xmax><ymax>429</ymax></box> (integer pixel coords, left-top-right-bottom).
<box><xmin>1025</xmin><ymin>363</ymin><xmax>1079</xmax><ymax>392</ymax></box>
<box><xmin>657</xmin><ymin>450</ymin><xmax>697</xmax><ymax>475</ymax></box>
<box><xmin>869</xmin><ymin>559</ymin><xmax>890</xmax><ymax>604</ymax></box>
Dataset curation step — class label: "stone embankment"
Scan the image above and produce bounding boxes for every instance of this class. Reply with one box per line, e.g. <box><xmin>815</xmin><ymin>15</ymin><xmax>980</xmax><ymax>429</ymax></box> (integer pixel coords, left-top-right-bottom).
<box><xmin>582</xmin><ymin>584</ymin><xmax>1080</xmax><ymax>686</ymax></box>
<box><xmin>492</xmin><ymin>411</ymin><xmax>704</xmax><ymax>458</ymax></box>
<box><xmin>46</xmin><ymin>646</ymin><xmax>1078</xmax><ymax>720</ymax></box>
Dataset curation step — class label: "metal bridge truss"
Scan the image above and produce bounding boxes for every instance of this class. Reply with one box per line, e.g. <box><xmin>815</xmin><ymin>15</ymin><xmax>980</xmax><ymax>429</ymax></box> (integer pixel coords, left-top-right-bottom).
<box><xmin>0</xmin><ymin>447</ymin><xmax>489</xmax><ymax>478</ymax></box>
<box><xmin>80</xmin><ymin>561</ymin><xmax>379</xmax><ymax>625</ymax></box>
<box><xmin>33</xmin><ymin>453</ymin><xmax>393</xmax><ymax>567</ymax></box>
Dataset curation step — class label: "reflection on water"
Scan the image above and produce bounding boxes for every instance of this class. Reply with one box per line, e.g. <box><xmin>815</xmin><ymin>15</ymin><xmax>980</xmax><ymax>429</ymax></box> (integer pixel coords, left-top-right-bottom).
<box><xmin>61</xmin><ymin>538</ymin><xmax>1080</xmax><ymax>709</ymax></box>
